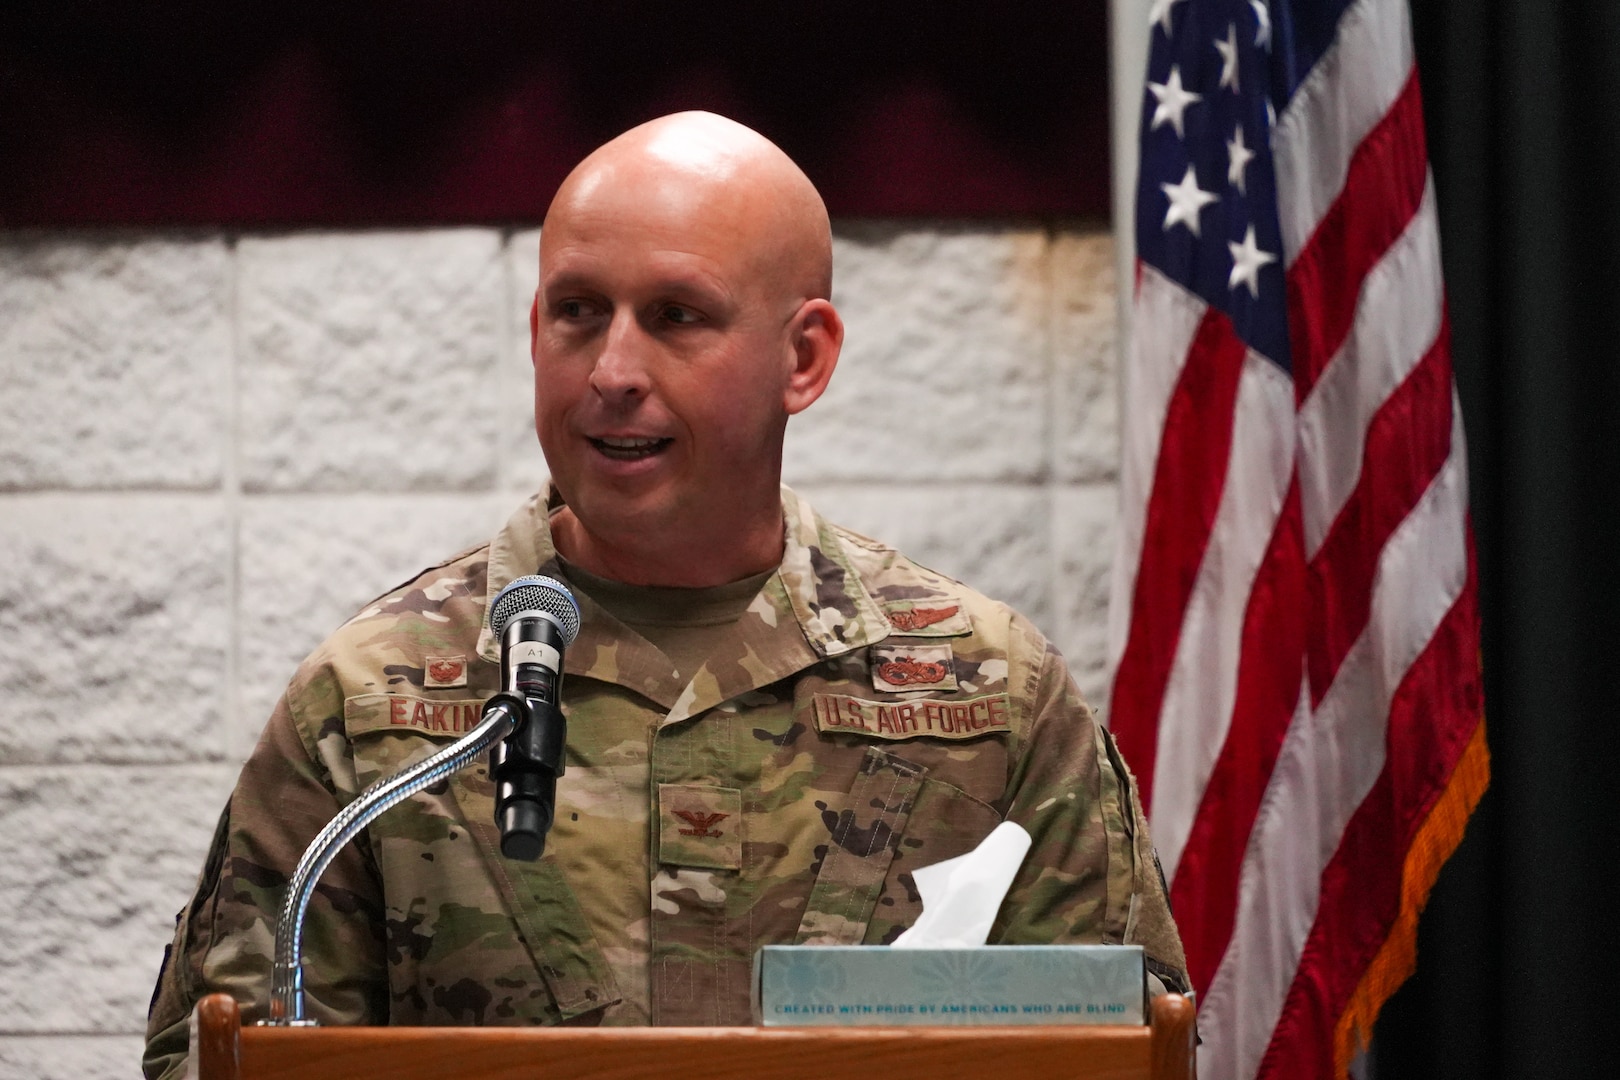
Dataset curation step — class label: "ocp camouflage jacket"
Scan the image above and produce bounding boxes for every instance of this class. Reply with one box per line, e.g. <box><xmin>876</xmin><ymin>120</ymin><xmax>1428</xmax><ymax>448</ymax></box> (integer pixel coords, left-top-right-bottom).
<box><xmin>145</xmin><ymin>487</ymin><xmax>1189</xmax><ymax>1079</ymax></box>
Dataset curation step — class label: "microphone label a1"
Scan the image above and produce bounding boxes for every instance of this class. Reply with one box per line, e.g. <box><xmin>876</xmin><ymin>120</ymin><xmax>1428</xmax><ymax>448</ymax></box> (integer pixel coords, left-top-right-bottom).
<box><xmin>509</xmin><ymin>640</ymin><xmax>562</xmax><ymax>672</ymax></box>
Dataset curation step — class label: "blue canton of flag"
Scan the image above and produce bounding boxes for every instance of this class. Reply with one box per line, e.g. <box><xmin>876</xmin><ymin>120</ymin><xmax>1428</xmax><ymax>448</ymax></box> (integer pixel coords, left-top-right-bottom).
<box><xmin>1136</xmin><ymin>0</ymin><xmax>1289</xmax><ymax>370</ymax></box>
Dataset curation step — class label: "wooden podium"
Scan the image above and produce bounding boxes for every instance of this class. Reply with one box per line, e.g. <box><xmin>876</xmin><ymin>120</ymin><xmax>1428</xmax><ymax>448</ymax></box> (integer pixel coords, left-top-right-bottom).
<box><xmin>194</xmin><ymin>992</ymin><xmax>1196</xmax><ymax>1080</ymax></box>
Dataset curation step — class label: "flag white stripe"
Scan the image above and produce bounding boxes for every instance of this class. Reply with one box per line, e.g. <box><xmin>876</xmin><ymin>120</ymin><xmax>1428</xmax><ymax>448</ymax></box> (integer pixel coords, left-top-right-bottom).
<box><xmin>1195</xmin><ymin>400</ymin><xmax>1469</xmax><ymax>1080</ymax></box>
<box><xmin>1298</xmin><ymin>177</ymin><xmax>1444</xmax><ymax>556</ymax></box>
<box><xmin>1191</xmin><ymin>675</ymin><xmax>1312</xmax><ymax>1080</ymax></box>
<box><xmin>1151</xmin><ymin>354</ymin><xmax>1295</xmax><ymax>882</ymax></box>
<box><xmin>1273</xmin><ymin>0</ymin><xmax>1416</xmax><ymax>264</ymax></box>
<box><xmin>1107</xmin><ymin>267</ymin><xmax>1209</xmax><ymax>693</ymax></box>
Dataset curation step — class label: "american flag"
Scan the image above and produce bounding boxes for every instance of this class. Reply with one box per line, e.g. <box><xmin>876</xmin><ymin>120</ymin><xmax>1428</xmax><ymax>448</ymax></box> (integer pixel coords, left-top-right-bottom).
<box><xmin>1108</xmin><ymin>1</ymin><xmax>1488</xmax><ymax>1077</ymax></box>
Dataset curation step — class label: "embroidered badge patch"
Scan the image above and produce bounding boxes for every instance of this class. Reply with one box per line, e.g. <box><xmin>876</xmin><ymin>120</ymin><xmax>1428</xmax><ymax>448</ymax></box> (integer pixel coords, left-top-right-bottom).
<box><xmin>673</xmin><ymin>810</ymin><xmax>730</xmax><ymax>838</ymax></box>
<box><xmin>423</xmin><ymin>655</ymin><xmax>468</xmax><ymax>689</ymax></box>
<box><xmin>658</xmin><ymin>783</ymin><xmax>743</xmax><ymax>870</ymax></box>
<box><xmin>890</xmin><ymin>606</ymin><xmax>957</xmax><ymax>631</ymax></box>
<box><xmin>883</xmin><ymin>601</ymin><xmax>971</xmax><ymax>637</ymax></box>
<box><xmin>871</xmin><ymin>642</ymin><xmax>958</xmax><ymax>693</ymax></box>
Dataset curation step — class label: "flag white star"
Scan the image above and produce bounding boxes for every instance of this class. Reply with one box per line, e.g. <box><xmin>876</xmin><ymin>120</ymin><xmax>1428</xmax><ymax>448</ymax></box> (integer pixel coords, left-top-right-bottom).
<box><xmin>1215</xmin><ymin>23</ymin><xmax>1241</xmax><ymax>92</ymax></box>
<box><xmin>1150</xmin><ymin>0</ymin><xmax>1190</xmax><ymax>37</ymax></box>
<box><xmin>1251</xmin><ymin>0</ymin><xmax>1273</xmax><ymax>50</ymax></box>
<box><xmin>1148</xmin><ymin>66</ymin><xmax>1203</xmax><ymax>139</ymax></box>
<box><xmin>1227</xmin><ymin>223</ymin><xmax>1277</xmax><ymax>297</ymax></box>
<box><xmin>1227</xmin><ymin>125</ymin><xmax>1256</xmax><ymax>194</ymax></box>
<box><xmin>1162</xmin><ymin>166</ymin><xmax>1219</xmax><ymax>237</ymax></box>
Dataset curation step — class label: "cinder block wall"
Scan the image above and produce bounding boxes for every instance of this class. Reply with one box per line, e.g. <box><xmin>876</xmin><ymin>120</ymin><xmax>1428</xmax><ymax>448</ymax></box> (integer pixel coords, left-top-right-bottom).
<box><xmin>0</xmin><ymin>222</ymin><xmax>1119</xmax><ymax>1077</ymax></box>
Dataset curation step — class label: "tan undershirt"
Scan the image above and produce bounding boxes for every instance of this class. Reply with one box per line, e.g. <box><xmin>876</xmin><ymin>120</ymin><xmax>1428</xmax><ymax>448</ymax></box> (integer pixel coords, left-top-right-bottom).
<box><xmin>558</xmin><ymin>558</ymin><xmax>774</xmax><ymax>683</ymax></box>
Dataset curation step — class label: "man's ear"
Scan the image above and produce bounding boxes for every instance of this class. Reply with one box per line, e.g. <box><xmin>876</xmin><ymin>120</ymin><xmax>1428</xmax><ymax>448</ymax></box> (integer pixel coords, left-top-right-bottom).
<box><xmin>783</xmin><ymin>298</ymin><xmax>843</xmax><ymax>416</ymax></box>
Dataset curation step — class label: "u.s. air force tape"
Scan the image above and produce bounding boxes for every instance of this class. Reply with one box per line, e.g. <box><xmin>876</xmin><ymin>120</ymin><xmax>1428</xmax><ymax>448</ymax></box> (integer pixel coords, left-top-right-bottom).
<box><xmin>811</xmin><ymin>692</ymin><xmax>1011</xmax><ymax>741</ymax></box>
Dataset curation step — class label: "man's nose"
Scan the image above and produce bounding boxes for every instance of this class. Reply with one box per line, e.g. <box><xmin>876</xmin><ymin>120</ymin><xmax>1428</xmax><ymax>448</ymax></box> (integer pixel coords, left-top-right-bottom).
<box><xmin>589</xmin><ymin>310</ymin><xmax>653</xmax><ymax>402</ymax></box>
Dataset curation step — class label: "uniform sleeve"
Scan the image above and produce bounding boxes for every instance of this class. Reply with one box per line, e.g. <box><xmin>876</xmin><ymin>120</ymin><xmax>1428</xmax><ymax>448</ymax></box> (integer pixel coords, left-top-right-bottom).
<box><xmin>143</xmin><ymin>686</ymin><xmax>389</xmax><ymax>1079</ymax></box>
<box><xmin>990</xmin><ymin>631</ymin><xmax>1191</xmax><ymax>995</ymax></box>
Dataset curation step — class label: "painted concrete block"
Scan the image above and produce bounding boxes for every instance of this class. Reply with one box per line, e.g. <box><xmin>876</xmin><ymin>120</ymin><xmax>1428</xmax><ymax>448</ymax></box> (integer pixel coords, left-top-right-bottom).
<box><xmin>785</xmin><ymin>226</ymin><xmax>1051</xmax><ymax>483</ymax></box>
<box><xmin>0</xmin><ymin>236</ymin><xmax>229</xmax><ymax>490</ymax></box>
<box><xmin>237</xmin><ymin>231</ymin><xmax>504</xmax><ymax>492</ymax></box>
<box><xmin>0</xmin><ymin>495</ymin><xmax>228</xmax><ymax>763</ymax></box>
<box><xmin>0</xmin><ymin>765</ymin><xmax>238</xmax><ymax>1032</ymax></box>
<box><xmin>0</xmin><ymin>1036</ymin><xmax>147</xmax><ymax>1080</ymax></box>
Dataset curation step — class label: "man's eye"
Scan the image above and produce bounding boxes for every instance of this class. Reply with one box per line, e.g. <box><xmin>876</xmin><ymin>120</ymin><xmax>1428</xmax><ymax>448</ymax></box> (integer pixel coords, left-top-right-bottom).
<box><xmin>557</xmin><ymin>299</ymin><xmax>595</xmax><ymax>319</ymax></box>
<box><xmin>661</xmin><ymin>304</ymin><xmax>702</xmax><ymax>325</ymax></box>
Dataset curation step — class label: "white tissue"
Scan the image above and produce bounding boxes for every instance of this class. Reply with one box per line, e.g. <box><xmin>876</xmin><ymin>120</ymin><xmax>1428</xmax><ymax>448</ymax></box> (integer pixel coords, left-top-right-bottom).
<box><xmin>890</xmin><ymin>820</ymin><xmax>1032</xmax><ymax>948</ymax></box>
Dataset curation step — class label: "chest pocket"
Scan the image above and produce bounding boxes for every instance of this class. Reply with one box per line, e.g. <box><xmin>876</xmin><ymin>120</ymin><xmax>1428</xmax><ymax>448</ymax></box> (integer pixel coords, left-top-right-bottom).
<box><xmin>794</xmin><ymin>747</ymin><xmax>927</xmax><ymax>945</ymax></box>
<box><xmin>341</xmin><ymin>692</ymin><xmax>621</xmax><ymax>1023</ymax></box>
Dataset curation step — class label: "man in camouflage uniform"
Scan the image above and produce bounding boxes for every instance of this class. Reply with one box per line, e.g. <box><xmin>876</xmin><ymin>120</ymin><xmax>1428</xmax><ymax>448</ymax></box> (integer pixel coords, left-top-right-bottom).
<box><xmin>144</xmin><ymin>111</ymin><xmax>1189</xmax><ymax>1078</ymax></box>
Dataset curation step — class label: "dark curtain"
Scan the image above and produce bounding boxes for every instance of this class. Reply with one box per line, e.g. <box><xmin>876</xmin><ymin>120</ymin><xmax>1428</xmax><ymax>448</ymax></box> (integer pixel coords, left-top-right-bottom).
<box><xmin>1372</xmin><ymin>3</ymin><xmax>1620</xmax><ymax>1078</ymax></box>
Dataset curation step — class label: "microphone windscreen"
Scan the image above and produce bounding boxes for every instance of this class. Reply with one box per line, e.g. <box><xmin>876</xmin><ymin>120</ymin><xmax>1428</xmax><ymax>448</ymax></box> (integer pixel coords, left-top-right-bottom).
<box><xmin>489</xmin><ymin>575</ymin><xmax>582</xmax><ymax>645</ymax></box>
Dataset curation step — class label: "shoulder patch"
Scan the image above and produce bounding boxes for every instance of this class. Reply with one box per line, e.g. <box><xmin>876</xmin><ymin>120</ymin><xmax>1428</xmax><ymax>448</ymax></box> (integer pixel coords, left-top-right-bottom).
<box><xmin>345</xmin><ymin>692</ymin><xmax>488</xmax><ymax>739</ymax></box>
<box><xmin>811</xmin><ymin>691</ymin><xmax>1010</xmax><ymax>741</ymax></box>
<box><xmin>883</xmin><ymin>601</ymin><xmax>970</xmax><ymax>637</ymax></box>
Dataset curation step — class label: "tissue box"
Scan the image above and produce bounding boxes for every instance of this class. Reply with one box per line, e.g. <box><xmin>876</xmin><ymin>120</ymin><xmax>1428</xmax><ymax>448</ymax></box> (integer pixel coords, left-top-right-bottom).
<box><xmin>752</xmin><ymin>945</ymin><xmax>1145</xmax><ymax>1027</ymax></box>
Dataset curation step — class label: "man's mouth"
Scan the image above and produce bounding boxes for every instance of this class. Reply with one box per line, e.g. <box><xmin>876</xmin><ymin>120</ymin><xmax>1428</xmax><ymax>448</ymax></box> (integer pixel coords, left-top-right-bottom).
<box><xmin>588</xmin><ymin>435</ymin><xmax>673</xmax><ymax>461</ymax></box>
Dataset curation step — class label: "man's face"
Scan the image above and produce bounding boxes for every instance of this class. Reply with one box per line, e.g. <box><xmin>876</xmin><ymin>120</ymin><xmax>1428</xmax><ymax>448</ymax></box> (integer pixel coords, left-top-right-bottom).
<box><xmin>532</xmin><ymin>169</ymin><xmax>799</xmax><ymax>551</ymax></box>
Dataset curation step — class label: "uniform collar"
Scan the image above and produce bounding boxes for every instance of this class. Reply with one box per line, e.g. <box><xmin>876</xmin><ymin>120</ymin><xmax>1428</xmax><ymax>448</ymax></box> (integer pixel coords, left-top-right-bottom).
<box><xmin>476</xmin><ymin>484</ymin><xmax>891</xmax><ymax>713</ymax></box>
<box><xmin>774</xmin><ymin>484</ymin><xmax>892</xmax><ymax>657</ymax></box>
<box><xmin>475</xmin><ymin>487</ymin><xmax>559</xmax><ymax>665</ymax></box>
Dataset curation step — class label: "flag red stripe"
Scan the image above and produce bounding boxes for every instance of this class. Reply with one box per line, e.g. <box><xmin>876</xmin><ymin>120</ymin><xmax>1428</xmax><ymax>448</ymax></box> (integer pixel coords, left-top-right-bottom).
<box><xmin>1109</xmin><ymin>308</ymin><xmax>1248</xmax><ymax>809</ymax></box>
<box><xmin>1256</xmin><ymin>551</ymin><xmax>1484</xmax><ymax>1080</ymax></box>
<box><xmin>1287</xmin><ymin>69</ymin><xmax>1430</xmax><ymax>401</ymax></box>
<box><xmin>1305</xmin><ymin>318</ymin><xmax>1454</xmax><ymax>707</ymax></box>
<box><xmin>1169</xmin><ymin>480</ymin><xmax>1306</xmax><ymax>996</ymax></box>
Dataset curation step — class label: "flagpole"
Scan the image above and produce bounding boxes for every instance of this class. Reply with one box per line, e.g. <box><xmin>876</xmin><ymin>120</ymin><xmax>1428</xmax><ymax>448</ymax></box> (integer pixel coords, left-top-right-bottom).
<box><xmin>1107</xmin><ymin>0</ymin><xmax>1152</xmax><ymax>725</ymax></box>
<box><xmin>1109</xmin><ymin>0</ymin><xmax>1152</xmax><ymax>391</ymax></box>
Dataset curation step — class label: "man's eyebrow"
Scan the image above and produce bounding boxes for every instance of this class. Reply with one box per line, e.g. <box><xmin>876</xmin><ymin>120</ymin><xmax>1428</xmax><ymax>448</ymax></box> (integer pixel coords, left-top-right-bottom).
<box><xmin>653</xmin><ymin>277</ymin><xmax>734</xmax><ymax>305</ymax></box>
<box><xmin>539</xmin><ymin>270</ymin><xmax>603</xmax><ymax>295</ymax></box>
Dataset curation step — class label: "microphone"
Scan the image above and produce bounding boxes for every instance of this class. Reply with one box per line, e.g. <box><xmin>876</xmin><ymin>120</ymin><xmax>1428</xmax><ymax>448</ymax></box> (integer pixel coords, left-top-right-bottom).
<box><xmin>486</xmin><ymin>574</ymin><xmax>582</xmax><ymax>861</ymax></box>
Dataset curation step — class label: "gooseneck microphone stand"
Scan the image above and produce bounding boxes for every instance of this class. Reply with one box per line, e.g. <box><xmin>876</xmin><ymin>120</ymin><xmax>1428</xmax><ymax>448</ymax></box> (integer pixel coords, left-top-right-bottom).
<box><xmin>266</xmin><ymin>691</ymin><xmax>528</xmax><ymax>1025</ymax></box>
<box><xmin>265</xmin><ymin>575</ymin><xmax>579</xmax><ymax>1026</ymax></box>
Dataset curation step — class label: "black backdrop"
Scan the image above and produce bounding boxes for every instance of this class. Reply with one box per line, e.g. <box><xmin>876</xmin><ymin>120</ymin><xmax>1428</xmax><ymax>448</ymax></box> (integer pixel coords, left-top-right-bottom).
<box><xmin>1373</xmin><ymin>2</ymin><xmax>1620</xmax><ymax>1078</ymax></box>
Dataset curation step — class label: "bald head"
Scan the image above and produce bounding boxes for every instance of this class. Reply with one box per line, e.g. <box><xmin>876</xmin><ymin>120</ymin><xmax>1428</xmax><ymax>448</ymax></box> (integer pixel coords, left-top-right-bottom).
<box><xmin>530</xmin><ymin>112</ymin><xmax>845</xmax><ymax>586</ymax></box>
<box><xmin>544</xmin><ymin>112</ymin><xmax>832</xmax><ymax>303</ymax></box>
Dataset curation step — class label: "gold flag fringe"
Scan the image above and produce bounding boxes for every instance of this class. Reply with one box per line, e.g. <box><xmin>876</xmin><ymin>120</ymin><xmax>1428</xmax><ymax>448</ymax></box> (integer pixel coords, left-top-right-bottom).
<box><xmin>1332</xmin><ymin>718</ymin><xmax>1491</xmax><ymax>1077</ymax></box>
